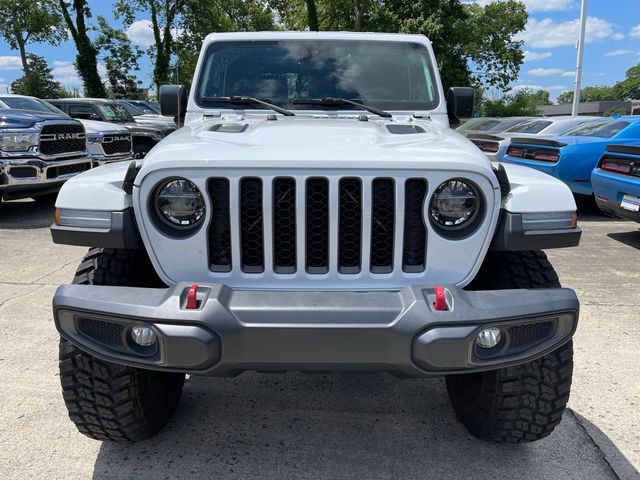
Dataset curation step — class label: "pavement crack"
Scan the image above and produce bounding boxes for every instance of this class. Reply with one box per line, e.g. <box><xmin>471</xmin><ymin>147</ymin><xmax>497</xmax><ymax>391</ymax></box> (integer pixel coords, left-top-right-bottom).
<box><xmin>0</xmin><ymin>284</ymin><xmax>47</xmax><ymax>311</ymax></box>
<box><xmin>567</xmin><ymin>408</ymin><xmax>622</xmax><ymax>480</ymax></box>
<box><xmin>31</xmin><ymin>259</ymin><xmax>77</xmax><ymax>284</ymax></box>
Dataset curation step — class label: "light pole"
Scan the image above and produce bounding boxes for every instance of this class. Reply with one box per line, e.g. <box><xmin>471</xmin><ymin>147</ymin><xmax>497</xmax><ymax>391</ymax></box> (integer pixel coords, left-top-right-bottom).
<box><xmin>572</xmin><ymin>0</ymin><xmax>588</xmax><ymax>116</ymax></box>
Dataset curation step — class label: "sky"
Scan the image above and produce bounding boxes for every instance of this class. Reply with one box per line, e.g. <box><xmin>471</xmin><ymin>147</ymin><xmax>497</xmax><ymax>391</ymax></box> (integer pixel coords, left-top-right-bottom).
<box><xmin>0</xmin><ymin>0</ymin><xmax>639</xmax><ymax>102</ymax></box>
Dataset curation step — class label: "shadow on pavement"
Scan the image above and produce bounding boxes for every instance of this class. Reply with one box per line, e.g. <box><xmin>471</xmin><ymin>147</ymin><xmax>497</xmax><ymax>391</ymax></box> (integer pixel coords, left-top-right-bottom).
<box><xmin>0</xmin><ymin>199</ymin><xmax>55</xmax><ymax>229</ymax></box>
<box><xmin>92</xmin><ymin>372</ymin><xmax>620</xmax><ymax>480</ymax></box>
<box><xmin>607</xmin><ymin>230</ymin><xmax>640</xmax><ymax>250</ymax></box>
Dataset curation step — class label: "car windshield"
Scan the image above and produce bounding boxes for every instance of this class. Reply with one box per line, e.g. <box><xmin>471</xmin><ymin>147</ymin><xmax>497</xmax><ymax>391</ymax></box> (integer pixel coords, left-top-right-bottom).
<box><xmin>456</xmin><ymin>118</ymin><xmax>498</xmax><ymax>132</ymax></box>
<box><xmin>97</xmin><ymin>104</ymin><xmax>134</xmax><ymax>122</ymax></box>
<box><xmin>486</xmin><ymin>118</ymin><xmax>530</xmax><ymax>133</ymax></box>
<box><xmin>0</xmin><ymin>96</ymin><xmax>65</xmax><ymax>115</ymax></box>
<box><xmin>564</xmin><ymin>120</ymin><xmax>630</xmax><ymax>138</ymax></box>
<box><xmin>195</xmin><ymin>40</ymin><xmax>440</xmax><ymax>111</ymax></box>
<box><xmin>120</xmin><ymin>102</ymin><xmax>145</xmax><ymax>116</ymax></box>
<box><xmin>132</xmin><ymin>101</ymin><xmax>160</xmax><ymax>114</ymax></box>
<box><xmin>506</xmin><ymin>120</ymin><xmax>552</xmax><ymax>134</ymax></box>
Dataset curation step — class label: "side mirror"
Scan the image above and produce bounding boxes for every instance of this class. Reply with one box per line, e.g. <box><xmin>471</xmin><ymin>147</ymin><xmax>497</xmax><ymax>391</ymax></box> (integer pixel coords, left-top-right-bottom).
<box><xmin>447</xmin><ymin>87</ymin><xmax>475</xmax><ymax>125</ymax></box>
<box><xmin>160</xmin><ymin>85</ymin><xmax>187</xmax><ymax>122</ymax></box>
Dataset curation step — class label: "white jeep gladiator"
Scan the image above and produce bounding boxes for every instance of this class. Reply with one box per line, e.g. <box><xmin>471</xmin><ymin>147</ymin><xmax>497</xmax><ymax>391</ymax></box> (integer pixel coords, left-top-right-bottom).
<box><xmin>51</xmin><ymin>32</ymin><xmax>582</xmax><ymax>444</ymax></box>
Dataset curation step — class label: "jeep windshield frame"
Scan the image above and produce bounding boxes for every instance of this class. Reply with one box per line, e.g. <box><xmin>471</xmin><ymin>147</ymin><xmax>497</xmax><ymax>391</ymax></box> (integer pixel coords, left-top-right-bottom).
<box><xmin>194</xmin><ymin>39</ymin><xmax>440</xmax><ymax>113</ymax></box>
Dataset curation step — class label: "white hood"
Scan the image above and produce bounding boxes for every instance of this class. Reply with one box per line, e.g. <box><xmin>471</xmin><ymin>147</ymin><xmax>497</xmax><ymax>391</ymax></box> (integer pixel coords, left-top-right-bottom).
<box><xmin>78</xmin><ymin>118</ymin><xmax>129</xmax><ymax>135</ymax></box>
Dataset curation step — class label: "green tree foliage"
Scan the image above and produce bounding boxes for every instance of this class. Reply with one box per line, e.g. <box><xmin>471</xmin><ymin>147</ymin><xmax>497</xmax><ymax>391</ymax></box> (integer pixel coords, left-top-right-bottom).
<box><xmin>556</xmin><ymin>85</ymin><xmax>620</xmax><ymax>104</ymax></box>
<box><xmin>480</xmin><ymin>88</ymin><xmax>549</xmax><ymax>117</ymax></box>
<box><xmin>95</xmin><ymin>16</ymin><xmax>144</xmax><ymax>98</ymax></box>
<box><xmin>0</xmin><ymin>0</ymin><xmax>66</xmax><ymax>75</ymax></box>
<box><xmin>10</xmin><ymin>54</ymin><xmax>64</xmax><ymax>98</ymax></box>
<box><xmin>115</xmin><ymin>0</ymin><xmax>185</xmax><ymax>94</ymax></box>
<box><xmin>174</xmin><ymin>0</ymin><xmax>275</xmax><ymax>88</ymax></box>
<box><xmin>59</xmin><ymin>0</ymin><xmax>106</xmax><ymax>97</ymax></box>
<box><xmin>614</xmin><ymin>63</ymin><xmax>640</xmax><ymax>100</ymax></box>
<box><xmin>271</xmin><ymin>0</ymin><xmax>527</xmax><ymax>92</ymax></box>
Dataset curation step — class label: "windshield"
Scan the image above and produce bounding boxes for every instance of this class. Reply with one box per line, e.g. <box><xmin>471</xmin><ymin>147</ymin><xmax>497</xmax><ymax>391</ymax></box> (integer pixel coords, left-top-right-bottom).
<box><xmin>506</xmin><ymin>120</ymin><xmax>552</xmax><ymax>134</ymax></box>
<box><xmin>120</xmin><ymin>102</ymin><xmax>145</xmax><ymax>116</ymax></box>
<box><xmin>0</xmin><ymin>96</ymin><xmax>65</xmax><ymax>115</ymax></box>
<box><xmin>195</xmin><ymin>40</ymin><xmax>440</xmax><ymax>111</ymax></box>
<box><xmin>486</xmin><ymin>119</ymin><xmax>530</xmax><ymax>133</ymax></box>
<box><xmin>564</xmin><ymin>121</ymin><xmax>630</xmax><ymax>138</ymax></box>
<box><xmin>131</xmin><ymin>101</ymin><xmax>160</xmax><ymax>114</ymax></box>
<box><xmin>97</xmin><ymin>104</ymin><xmax>134</xmax><ymax>122</ymax></box>
<box><xmin>457</xmin><ymin>118</ymin><xmax>498</xmax><ymax>132</ymax></box>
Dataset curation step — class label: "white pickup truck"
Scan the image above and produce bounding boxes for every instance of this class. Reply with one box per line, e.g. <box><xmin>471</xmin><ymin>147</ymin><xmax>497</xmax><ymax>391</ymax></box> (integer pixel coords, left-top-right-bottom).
<box><xmin>51</xmin><ymin>32</ymin><xmax>582</xmax><ymax>444</ymax></box>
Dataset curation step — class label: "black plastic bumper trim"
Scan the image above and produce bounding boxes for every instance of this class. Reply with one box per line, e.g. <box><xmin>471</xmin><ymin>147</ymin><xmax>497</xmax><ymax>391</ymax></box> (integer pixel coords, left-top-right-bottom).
<box><xmin>490</xmin><ymin>211</ymin><xmax>582</xmax><ymax>251</ymax></box>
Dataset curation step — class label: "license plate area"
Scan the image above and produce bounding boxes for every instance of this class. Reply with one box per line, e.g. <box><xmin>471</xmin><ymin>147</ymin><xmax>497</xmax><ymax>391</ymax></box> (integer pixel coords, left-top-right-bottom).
<box><xmin>621</xmin><ymin>194</ymin><xmax>640</xmax><ymax>212</ymax></box>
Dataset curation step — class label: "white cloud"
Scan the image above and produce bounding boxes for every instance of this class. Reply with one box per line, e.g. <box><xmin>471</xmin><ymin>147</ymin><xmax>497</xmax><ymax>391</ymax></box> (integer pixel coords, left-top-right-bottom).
<box><xmin>0</xmin><ymin>56</ymin><xmax>23</xmax><ymax>70</ymax></box>
<box><xmin>517</xmin><ymin>16</ymin><xmax>620</xmax><ymax>49</ymax></box>
<box><xmin>524</xmin><ymin>50</ymin><xmax>552</xmax><ymax>62</ymax></box>
<box><xmin>467</xmin><ymin>0</ymin><xmax>575</xmax><ymax>11</ymax></box>
<box><xmin>605</xmin><ymin>49</ymin><xmax>634</xmax><ymax>57</ymax></box>
<box><xmin>51</xmin><ymin>60</ymin><xmax>107</xmax><ymax>90</ymax></box>
<box><xmin>512</xmin><ymin>84</ymin><xmax>568</xmax><ymax>93</ymax></box>
<box><xmin>126</xmin><ymin>20</ymin><xmax>155</xmax><ymax>48</ymax></box>
<box><xmin>561</xmin><ymin>71</ymin><xmax>575</xmax><ymax>77</ymax></box>
<box><xmin>611</xmin><ymin>33</ymin><xmax>625</xmax><ymax>41</ymax></box>
<box><xmin>631</xmin><ymin>25</ymin><xmax>640</xmax><ymax>38</ymax></box>
<box><xmin>527</xmin><ymin>67</ymin><xmax>570</xmax><ymax>77</ymax></box>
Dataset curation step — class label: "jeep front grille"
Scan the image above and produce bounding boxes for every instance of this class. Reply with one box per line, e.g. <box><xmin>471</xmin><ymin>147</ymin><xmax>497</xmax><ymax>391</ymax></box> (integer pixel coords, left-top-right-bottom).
<box><xmin>102</xmin><ymin>135</ymin><xmax>132</xmax><ymax>155</ymax></box>
<box><xmin>39</xmin><ymin>124</ymin><xmax>86</xmax><ymax>156</ymax></box>
<box><xmin>207</xmin><ymin>176</ymin><xmax>429</xmax><ymax>276</ymax></box>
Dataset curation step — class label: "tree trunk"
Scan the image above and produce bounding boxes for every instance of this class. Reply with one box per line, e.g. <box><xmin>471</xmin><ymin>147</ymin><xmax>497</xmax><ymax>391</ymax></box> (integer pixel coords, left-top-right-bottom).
<box><xmin>15</xmin><ymin>36</ymin><xmax>30</xmax><ymax>75</ymax></box>
<box><xmin>306</xmin><ymin>0</ymin><xmax>319</xmax><ymax>31</ymax></box>
<box><xmin>354</xmin><ymin>5</ymin><xmax>363</xmax><ymax>32</ymax></box>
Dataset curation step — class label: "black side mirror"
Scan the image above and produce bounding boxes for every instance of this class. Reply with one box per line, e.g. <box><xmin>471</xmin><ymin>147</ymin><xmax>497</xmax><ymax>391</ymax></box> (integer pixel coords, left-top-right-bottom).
<box><xmin>160</xmin><ymin>84</ymin><xmax>187</xmax><ymax>122</ymax></box>
<box><xmin>447</xmin><ymin>87</ymin><xmax>475</xmax><ymax>124</ymax></box>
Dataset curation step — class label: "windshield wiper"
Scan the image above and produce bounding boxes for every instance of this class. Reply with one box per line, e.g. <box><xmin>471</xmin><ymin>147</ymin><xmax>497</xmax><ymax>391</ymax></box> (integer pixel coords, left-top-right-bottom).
<box><xmin>292</xmin><ymin>97</ymin><xmax>392</xmax><ymax>118</ymax></box>
<box><xmin>201</xmin><ymin>96</ymin><xmax>295</xmax><ymax>116</ymax></box>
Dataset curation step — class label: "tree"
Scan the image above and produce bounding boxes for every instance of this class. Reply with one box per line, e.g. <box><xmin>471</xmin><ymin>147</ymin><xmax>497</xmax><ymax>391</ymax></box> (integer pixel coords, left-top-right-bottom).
<box><xmin>556</xmin><ymin>85</ymin><xmax>620</xmax><ymax>104</ymax></box>
<box><xmin>480</xmin><ymin>88</ymin><xmax>548</xmax><ymax>117</ymax></box>
<box><xmin>59</xmin><ymin>0</ymin><xmax>106</xmax><ymax>97</ymax></box>
<box><xmin>95</xmin><ymin>16</ymin><xmax>144</xmax><ymax>98</ymax></box>
<box><xmin>10</xmin><ymin>54</ymin><xmax>64</xmax><ymax>98</ymax></box>
<box><xmin>116</xmin><ymin>0</ymin><xmax>185</xmax><ymax>94</ymax></box>
<box><xmin>0</xmin><ymin>0</ymin><xmax>66</xmax><ymax>75</ymax></box>
<box><xmin>614</xmin><ymin>63</ymin><xmax>640</xmax><ymax>100</ymax></box>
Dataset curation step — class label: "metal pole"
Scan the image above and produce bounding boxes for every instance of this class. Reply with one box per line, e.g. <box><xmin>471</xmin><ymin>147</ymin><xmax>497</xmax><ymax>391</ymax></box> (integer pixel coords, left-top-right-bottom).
<box><xmin>572</xmin><ymin>0</ymin><xmax>588</xmax><ymax>116</ymax></box>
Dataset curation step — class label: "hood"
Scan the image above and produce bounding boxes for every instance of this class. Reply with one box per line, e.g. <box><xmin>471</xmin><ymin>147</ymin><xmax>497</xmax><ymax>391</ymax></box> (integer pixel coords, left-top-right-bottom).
<box><xmin>122</xmin><ymin>122</ymin><xmax>169</xmax><ymax>135</ymax></box>
<box><xmin>0</xmin><ymin>109</ymin><xmax>73</xmax><ymax>129</ymax></box>
<box><xmin>78</xmin><ymin>118</ymin><xmax>130</xmax><ymax>135</ymax></box>
<box><xmin>138</xmin><ymin>115</ymin><xmax>496</xmax><ymax>180</ymax></box>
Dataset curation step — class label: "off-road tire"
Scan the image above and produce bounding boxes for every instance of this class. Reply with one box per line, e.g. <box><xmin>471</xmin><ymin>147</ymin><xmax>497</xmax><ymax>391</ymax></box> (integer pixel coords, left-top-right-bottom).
<box><xmin>446</xmin><ymin>250</ymin><xmax>574</xmax><ymax>443</ymax></box>
<box><xmin>59</xmin><ymin>248</ymin><xmax>184</xmax><ymax>442</ymax></box>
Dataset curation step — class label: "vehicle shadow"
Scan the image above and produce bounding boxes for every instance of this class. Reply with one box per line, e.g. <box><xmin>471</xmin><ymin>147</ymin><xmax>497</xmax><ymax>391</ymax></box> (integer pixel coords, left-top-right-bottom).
<box><xmin>607</xmin><ymin>230</ymin><xmax>640</xmax><ymax>250</ymax></box>
<box><xmin>0</xmin><ymin>199</ymin><xmax>55</xmax><ymax>229</ymax></box>
<box><xmin>92</xmin><ymin>372</ymin><xmax>627</xmax><ymax>480</ymax></box>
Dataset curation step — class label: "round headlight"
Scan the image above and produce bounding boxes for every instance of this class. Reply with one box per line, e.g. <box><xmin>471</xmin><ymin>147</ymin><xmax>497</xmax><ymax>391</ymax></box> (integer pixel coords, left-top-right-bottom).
<box><xmin>429</xmin><ymin>179</ymin><xmax>481</xmax><ymax>233</ymax></box>
<box><xmin>155</xmin><ymin>178</ymin><xmax>205</xmax><ymax>228</ymax></box>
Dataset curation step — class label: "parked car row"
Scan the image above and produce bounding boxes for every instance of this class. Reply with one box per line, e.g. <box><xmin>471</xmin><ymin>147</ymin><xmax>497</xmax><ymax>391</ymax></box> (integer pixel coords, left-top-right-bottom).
<box><xmin>0</xmin><ymin>94</ymin><xmax>175</xmax><ymax>204</ymax></box>
<box><xmin>459</xmin><ymin>115</ymin><xmax>640</xmax><ymax>222</ymax></box>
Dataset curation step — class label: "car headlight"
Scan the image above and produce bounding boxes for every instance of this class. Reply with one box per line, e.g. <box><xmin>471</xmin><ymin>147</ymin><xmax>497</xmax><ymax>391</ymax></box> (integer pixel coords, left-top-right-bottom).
<box><xmin>0</xmin><ymin>131</ymin><xmax>38</xmax><ymax>151</ymax></box>
<box><xmin>86</xmin><ymin>133</ymin><xmax>101</xmax><ymax>144</ymax></box>
<box><xmin>153</xmin><ymin>178</ymin><xmax>205</xmax><ymax>233</ymax></box>
<box><xmin>429</xmin><ymin>179</ymin><xmax>483</xmax><ymax>237</ymax></box>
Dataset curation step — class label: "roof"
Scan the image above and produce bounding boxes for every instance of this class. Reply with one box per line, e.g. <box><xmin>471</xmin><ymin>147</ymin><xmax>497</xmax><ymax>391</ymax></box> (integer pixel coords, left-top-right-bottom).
<box><xmin>49</xmin><ymin>98</ymin><xmax>115</xmax><ymax>104</ymax></box>
<box><xmin>538</xmin><ymin>101</ymin><xmax>632</xmax><ymax>116</ymax></box>
<box><xmin>203</xmin><ymin>31</ymin><xmax>432</xmax><ymax>45</ymax></box>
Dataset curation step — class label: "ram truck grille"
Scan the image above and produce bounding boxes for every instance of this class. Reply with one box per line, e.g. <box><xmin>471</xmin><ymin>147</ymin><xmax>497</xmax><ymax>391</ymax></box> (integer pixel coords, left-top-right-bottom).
<box><xmin>207</xmin><ymin>175</ymin><xmax>429</xmax><ymax>276</ymax></box>
<box><xmin>102</xmin><ymin>135</ymin><xmax>132</xmax><ymax>155</ymax></box>
<box><xmin>39</xmin><ymin>124</ymin><xmax>86</xmax><ymax>156</ymax></box>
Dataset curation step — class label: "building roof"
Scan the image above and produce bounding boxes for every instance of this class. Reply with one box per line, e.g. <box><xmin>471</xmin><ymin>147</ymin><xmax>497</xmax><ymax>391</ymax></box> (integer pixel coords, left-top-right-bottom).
<box><xmin>538</xmin><ymin>101</ymin><xmax>632</xmax><ymax>117</ymax></box>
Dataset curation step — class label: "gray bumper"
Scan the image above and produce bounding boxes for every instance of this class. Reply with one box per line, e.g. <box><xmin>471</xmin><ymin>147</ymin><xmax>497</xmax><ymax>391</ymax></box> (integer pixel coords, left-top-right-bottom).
<box><xmin>53</xmin><ymin>283</ymin><xmax>579</xmax><ymax>377</ymax></box>
<box><xmin>0</xmin><ymin>156</ymin><xmax>92</xmax><ymax>197</ymax></box>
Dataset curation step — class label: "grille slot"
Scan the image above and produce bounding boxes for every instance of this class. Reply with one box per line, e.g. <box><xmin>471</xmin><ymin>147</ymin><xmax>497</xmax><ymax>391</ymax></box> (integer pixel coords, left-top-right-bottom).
<box><xmin>508</xmin><ymin>321</ymin><xmax>554</xmax><ymax>349</ymax></box>
<box><xmin>240</xmin><ymin>178</ymin><xmax>264</xmax><ymax>273</ymax></box>
<box><xmin>208</xmin><ymin>178</ymin><xmax>232</xmax><ymax>272</ymax></box>
<box><xmin>370</xmin><ymin>178</ymin><xmax>395</xmax><ymax>273</ymax></box>
<box><xmin>206</xmin><ymin>175</ymin><xmax>431</xmax><ymax>278</ymax></box>
<box><xmin>40</xmin><ymin>124</ymin><xmax>86</xmax><ymax>156</ymax></box>
<box><xmin>403</xmin><ymin>179</ymin><xmax>428</xmax><ymax>272</ymax></box>
<box><xmin>102</xmin><ymin>135</ymin><xmax>132</xmax><ymax>155</ymax></box>
<box><xmin>273</xmin><ymin>177</ymin><xmax>297</xmax><ymax>273</ymax></box>
<box><xmin>46</xmin><ymin>162</ymin><xmax>91</xmax><ymax>179</ymax></box>
<box><xmin>306</xmin><ymin>178</ymin><xmax>330</xmax><ymax>273</ymax></box>
<box><xmin>78</xmin><ymin>318</ymin><xmax>123</xmax><ymax>346</ymax></box>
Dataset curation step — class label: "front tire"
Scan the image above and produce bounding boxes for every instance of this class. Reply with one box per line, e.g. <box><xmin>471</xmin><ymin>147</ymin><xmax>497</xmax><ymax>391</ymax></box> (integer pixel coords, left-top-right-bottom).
<box><xmin>59</xmin><ymin>248</ymin><xmax>184</xmax><ymax>442</ymax></box>
<box><xmin>446</xmin><ymin>250</ymin><xmax>574</xmax><ymax>443</ymax></box>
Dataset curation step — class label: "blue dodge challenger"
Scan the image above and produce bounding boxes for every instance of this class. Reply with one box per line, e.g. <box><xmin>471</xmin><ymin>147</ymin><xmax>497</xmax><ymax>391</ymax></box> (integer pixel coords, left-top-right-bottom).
<box><xmin>592</xmin><ymin>144</ymin><xmax>640</xmax><ymax>222</ymax></box>
<box><xmin>500</xmin><ymin>116</ymin><xmax>640</xmax><ymax>196</ymax></box>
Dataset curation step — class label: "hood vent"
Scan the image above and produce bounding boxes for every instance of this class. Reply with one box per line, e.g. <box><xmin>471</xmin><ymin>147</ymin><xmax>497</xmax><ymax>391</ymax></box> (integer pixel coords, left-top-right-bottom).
<box><xmin>210</xmin><ymin>123</ymin><xmax>248</xmax><ymax>133</ymax></box>
<box><xmin>386</xmin><ymin>124</ymin><xmax>425</xmax><ymax>135</ymax></box>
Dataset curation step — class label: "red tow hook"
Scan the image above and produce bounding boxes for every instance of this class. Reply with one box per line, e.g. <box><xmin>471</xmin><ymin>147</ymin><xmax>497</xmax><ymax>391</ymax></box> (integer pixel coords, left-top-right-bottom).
<box><xmin>186</xmin><ymin>284</ymin><xmax>199</xmax><ymax>309</ymax></box>
<box><xmin>433</xmin><ymin>285</ymin><xmax>447</xmax><ymax>311</ymax></box>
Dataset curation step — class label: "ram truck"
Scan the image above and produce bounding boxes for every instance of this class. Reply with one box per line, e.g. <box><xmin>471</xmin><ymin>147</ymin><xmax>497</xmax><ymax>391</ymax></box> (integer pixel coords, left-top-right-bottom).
<box><xmin>51</xmin><ymin>32</ymin><xmax>582</xmax><ymax>444</ymax></box>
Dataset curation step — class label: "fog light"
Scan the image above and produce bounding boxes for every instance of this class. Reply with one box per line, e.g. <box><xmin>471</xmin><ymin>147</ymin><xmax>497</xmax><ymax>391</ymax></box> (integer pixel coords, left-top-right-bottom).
<box><xmin>476</xmin><ymin>327</ymin><xmax>502</xmax><ymax>349</ymax></box>
<box><xmin>131</xmin><ymin>325</ymin><xmax>156</xmax><ymax>346</ymax></box>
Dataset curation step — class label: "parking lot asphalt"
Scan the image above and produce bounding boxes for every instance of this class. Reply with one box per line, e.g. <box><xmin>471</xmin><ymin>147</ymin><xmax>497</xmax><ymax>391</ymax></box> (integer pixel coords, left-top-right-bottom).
<box><xmin>0</xmin><ymin>199</ymin><xmax>638</xmax><ymax>480</ymax></box>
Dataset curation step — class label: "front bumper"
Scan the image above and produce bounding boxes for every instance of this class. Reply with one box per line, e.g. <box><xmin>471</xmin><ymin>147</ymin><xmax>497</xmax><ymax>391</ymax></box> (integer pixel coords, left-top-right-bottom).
<box><xmin>53</xmin><ymin>283</ymin><xmax>579</xmax><ymax>377</ymax></box>
<box><xmin>0</xmin><ymin>155</ymin><xmax>92</xmax><ymax>199</ymax></box>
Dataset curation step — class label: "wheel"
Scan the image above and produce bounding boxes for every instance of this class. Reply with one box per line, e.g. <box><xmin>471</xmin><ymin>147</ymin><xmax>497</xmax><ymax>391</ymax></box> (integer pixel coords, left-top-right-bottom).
<box><xmin>59</xmin><ymin>248</ymin><xmax>184</xmax><ymax>442</ymax></box>
<box><xmin>446</xmin><ymin>250</ymin><xmax>574</xmax><ymax>443</ymax></box>
<box><xmin>133</xmin><ymin>143</ymin><xmax>152</xmax><ymax>159</ymax></box>
<box><xmin>32</xmin><ymin>193</ymin><xmax>58</xmax><ymax>203</ymax></box>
